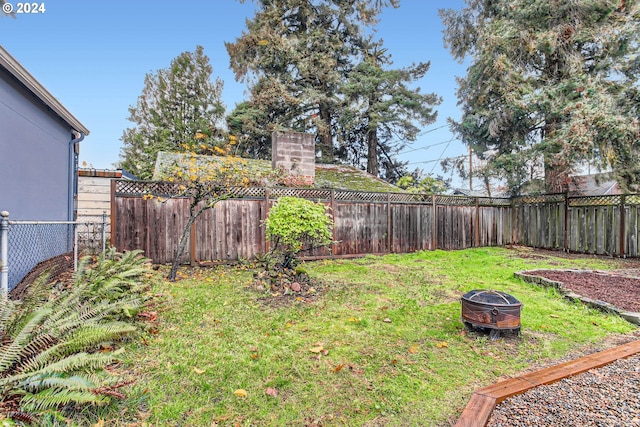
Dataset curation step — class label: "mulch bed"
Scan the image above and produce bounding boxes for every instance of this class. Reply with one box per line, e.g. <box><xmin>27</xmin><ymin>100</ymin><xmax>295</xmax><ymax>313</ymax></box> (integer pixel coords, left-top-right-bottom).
<box><xmin>8</xmin><ymin>252</ymin><xmax>74</xmax><ymax>300</ymax></box>
<box><xmin>523</xmin><ymin>269</ymin><xmax>640</xmax><ymax>312</ymax></box>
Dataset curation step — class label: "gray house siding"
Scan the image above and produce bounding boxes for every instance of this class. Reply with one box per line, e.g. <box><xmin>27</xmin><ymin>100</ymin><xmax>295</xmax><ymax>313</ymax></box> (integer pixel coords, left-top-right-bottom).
<box><xmin>0</xmin><ymin>70</ymin><xmax>75</xmax><ymax>221</ymax></box>
<box><xmin>0</xmin><ymin>47</ymin><xmax>89</xmax><ymax>290</ymax></box>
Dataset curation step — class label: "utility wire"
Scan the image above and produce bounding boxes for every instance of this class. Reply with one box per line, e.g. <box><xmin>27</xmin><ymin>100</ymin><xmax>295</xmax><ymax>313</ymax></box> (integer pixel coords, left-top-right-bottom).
<box><xmin>407</xmin><ymin>152</ymin><xmax>468</xmax><ymax>166</ymax></box>
<box><xmin>430</xmin><ymin>137</ymin><xmax>454</xmax><ymax>173</ymax></box>
<box><xmin>389</xmin><ymin>125</ymin><xmax>449</xmax><ymax>152</ymax></box>
<box><xmin>399</xmin><ymin>138</ymin><xmax>452</xmax><ymax>154</ymax></box>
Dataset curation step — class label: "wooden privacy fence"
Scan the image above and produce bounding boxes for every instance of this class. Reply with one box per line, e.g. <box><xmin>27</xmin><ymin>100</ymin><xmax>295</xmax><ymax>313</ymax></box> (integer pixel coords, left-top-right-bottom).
<box><xmin>111</xmin><ymin>181</ymin><xmax>513</xmax><ymax>264</ymax></box>
<box><xmin>514</xmin><ymin>193</ymin><xmax>640</xmax><ymax>257</ymax></box>
<box><xmin>110</xmin><ymin>180</ymin><xmax>640</xmax><ymax>264</ymax></box>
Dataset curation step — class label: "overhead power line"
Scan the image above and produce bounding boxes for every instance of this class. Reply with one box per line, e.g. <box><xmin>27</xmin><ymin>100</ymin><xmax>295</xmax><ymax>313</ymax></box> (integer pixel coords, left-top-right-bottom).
<box><xmin>399</xmin><ymin>138</ymin><xmax>452</xmax><ymax>154</ymax></box>
<box><xmin>390</xmin><ymin>125</ymin><xmax>450</xmax><ymax>152</ymax></box>
<box><xmin>430</xmin><ymin>137</ymin><xmax>454</xmax><ymax>173</ymax></box>
<box><xmin>407</xmin><ymin>152</ymin><xmax>468</xmax><ymax>166</ymax></box>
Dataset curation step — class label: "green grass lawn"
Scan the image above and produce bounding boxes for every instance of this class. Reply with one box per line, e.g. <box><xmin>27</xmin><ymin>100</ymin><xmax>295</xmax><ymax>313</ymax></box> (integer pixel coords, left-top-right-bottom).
<box><xmin>110</xmin><ymin>247</ymin><xmax>637</xmax><ymax>426</ymax></box>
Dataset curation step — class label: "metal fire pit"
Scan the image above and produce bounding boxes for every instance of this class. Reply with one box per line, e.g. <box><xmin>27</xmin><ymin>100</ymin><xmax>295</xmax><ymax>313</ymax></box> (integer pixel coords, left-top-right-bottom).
<box><xmin>461</xmin><ymin>290</ymin><xmax>522</xmax><ymax>339</ymax></box>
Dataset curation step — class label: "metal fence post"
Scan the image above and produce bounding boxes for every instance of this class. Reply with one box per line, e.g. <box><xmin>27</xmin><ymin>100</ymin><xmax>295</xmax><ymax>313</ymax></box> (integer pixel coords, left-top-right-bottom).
<box><xmin>1</xmin><ymin>211</ymin><xmax>9</xmax><ymax>297</ymax></box>
<box><xmin>74</xmin><ymin>223</ymin><xmax>78</xmax><ymax>272</ymax></box>
<box><xmin>102</xmin><ymin>211</ymin><xmax>107</xmax><ymax>256</ymax></box>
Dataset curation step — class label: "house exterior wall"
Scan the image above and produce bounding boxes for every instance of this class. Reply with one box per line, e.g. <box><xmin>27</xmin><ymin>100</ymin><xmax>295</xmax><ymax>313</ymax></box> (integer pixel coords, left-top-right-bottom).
<box><xmin>0</xmin><ymin>67</ymin><xmax>75</xmax><ymax>221</ymax></box>
<box><xmin>0</xmin><ymin>66</ymin><xmax>78</xmax><ymax>290</ymax></box>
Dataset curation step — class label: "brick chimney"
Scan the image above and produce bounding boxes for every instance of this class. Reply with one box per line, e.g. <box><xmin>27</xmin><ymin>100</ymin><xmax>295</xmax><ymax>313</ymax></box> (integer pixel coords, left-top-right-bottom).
<box><xmin>272</xmin><ymin>131</ymin><xmax>315</xmax><ymax>185</ymax></box>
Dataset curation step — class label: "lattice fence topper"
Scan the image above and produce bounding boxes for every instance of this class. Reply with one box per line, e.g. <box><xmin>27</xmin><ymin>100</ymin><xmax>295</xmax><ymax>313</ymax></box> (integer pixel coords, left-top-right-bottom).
<box><xmin>114</xmin><ymin>180</ymin><xmax>517</xmax><ymax>206</ymax></box>
<box><xmin>113</xmin><ymin>180</ymin><xmax>640</xmax><ymax>207</ymax></box>
<box><xmin>433</xmin><ymin>195</ymin><xmax>477</xmax><ymax>206</ymax></box>
<box><xmin>269</xmin><ymin>188</ymin><xmax>333</xmax><ymax>200</ymax></box>
<box><xmin>569</xmin><ymin>195</ymin><xmax>622</xmax><ymax>207</ymax></box>
<box><xmin>514</xmin><ymin>193</ymin><xmax>566</xmax><ymax>204</ymax></box>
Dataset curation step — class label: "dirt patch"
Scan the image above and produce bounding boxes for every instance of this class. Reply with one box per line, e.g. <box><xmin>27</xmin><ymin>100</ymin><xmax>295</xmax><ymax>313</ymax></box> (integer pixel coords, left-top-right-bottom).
<box><xmin>524</xmin><ymin>269</ymin><xmax>640</xmax><ymax>312</ymax></box>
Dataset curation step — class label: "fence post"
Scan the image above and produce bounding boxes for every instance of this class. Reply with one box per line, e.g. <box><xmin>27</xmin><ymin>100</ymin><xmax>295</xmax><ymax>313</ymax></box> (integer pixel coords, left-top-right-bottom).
<box><xmin>432</xmin><ymin>195</ymin><xmax>437</xmax><ymax>250</ymax></box>
<box><xmin>619</xmin><ymin>194</ymin><xmax>626</xmax><ymax>258</ymax></box>
<box><xmin>101</xmin><ymin>211</ymin><xmax>107</xmax><ymax>255</ymax></box>
<box><xmin>330</xmin><ymin>190</ymin><xmax>336</xmax><ymax>256</ymax></box>
<box><xmin>511</xmin><ymin>197</ymin><xmax>516</xmax><ymax>245</ymax></box>
<box><xmin>564</xmin><ymin>192</ymin><xmax>570</xmax><ymax>252</ymax></box>
<box><xmin>474</xmin><ymin>197</ymin><xmax>480</xmax><ymax>247</ymax></box>
<box><xmin>110</xmin><ymin>179</ymin><xmax>116</xmax><ymax>248</ymax></box>
<box><xmin>1</xmin><ymin>211</ymin><xmax>9</xmax><ymax>297</ymax></box>
<box><xmin>73</xmin><ymin>222</ymin><xmax>78</xmax><ymax>272</ymax></box>
<box><xmin>387</xmin><ymin>193</ymin><xmax>392</xmax><ymax>253</ymax></box>
<box><xmin>264</xmin><ymin>188</ymin><xmax>270</xmax><ymax>253</ymax></box>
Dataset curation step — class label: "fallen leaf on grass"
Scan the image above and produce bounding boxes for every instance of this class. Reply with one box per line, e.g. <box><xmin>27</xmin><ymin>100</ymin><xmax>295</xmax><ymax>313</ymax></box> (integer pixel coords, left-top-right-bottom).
<box><xmin>234</xmin><ymin>389</ymin><xmax>248</xmax><ymax>398</ymax></box>
<box><xmin>383</xmin><ymin>318</ymin><xmax>392</xmax><ymax>323</ymax></box>
<box><xmin>549</xmin><ymin>314</ymin><xmax>560</xmax><ymax>318</ymax></box>
<box><xmin>193</xmin><ymin>367</ymin><xmax>206</xmax><ymax>374</ymax></box>
<box><xmin>309</xmin><ymin>346</ymin><xmax>324</xmax><ymax>353</ymax></box>
<box><xmin>408</xmin><ymin>344</ymin><xmax>419</xmax><ymax>354</ymax></box>
<box><xmin>435</xmin><ymin>341</ymin><xmax>448</xmax><ymax>348</ymax></box>
<box><xmin>265</xmin><ymin>387</ymin><xmax>278</xmax><ymax>397</ymax></box>
<box><xmin>138</xmin><ymin>311</ymin><xmax>158</xmax><ymax>322</ymax></box>
<box><xmin>333</xmin><ymin>364</ymin><xmax>345</xmax><ymax>373</ymax></box>
<box><xmin>92</xmin><ymin>420</ymin><xmax>105</xmax><ymax>427</ymax></box>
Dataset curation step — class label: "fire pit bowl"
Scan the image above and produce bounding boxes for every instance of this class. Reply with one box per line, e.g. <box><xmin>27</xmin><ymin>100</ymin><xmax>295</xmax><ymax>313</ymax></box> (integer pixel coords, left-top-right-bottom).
<box><xmin>461</xmin><ymin>290</ymin><xmax>522</xmax><ymax>339</ymax></box>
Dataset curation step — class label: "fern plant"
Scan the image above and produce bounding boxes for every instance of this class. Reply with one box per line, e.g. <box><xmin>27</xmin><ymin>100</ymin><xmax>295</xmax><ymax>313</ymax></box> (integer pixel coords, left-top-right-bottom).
<box><xmin>0</xmin><ymin>249</ymin><xmax>152</xmax><ymax>424</ymax></box>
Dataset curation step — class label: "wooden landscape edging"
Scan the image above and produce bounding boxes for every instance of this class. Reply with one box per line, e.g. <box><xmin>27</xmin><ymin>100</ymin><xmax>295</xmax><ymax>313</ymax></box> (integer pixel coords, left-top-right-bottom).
<box><xmin>454</xmin><ymin>340</ymin><xmax>640</xmax><ymax>427</ymax></box>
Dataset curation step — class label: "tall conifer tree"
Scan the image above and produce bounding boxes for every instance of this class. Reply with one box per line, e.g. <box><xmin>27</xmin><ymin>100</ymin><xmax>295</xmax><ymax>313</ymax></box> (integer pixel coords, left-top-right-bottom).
<box><xmin>119</xmin><ymin>46</ymin><xmax>226</xmax><ymax>179</ymax></box>
<box><xmin>441</xmin><ymin>0</ymin><xmax>640</xmax><ymax>194</ymax></box>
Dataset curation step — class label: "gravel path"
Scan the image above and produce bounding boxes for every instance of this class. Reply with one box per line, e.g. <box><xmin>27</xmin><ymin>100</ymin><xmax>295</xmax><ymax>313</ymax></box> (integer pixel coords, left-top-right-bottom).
<box><xmin>487</xmin><ymin>353</ymin><xmax>640</xmax><ymax>427</ymax></box>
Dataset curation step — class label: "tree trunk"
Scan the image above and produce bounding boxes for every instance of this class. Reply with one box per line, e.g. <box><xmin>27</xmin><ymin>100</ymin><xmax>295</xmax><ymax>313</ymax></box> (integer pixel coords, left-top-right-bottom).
<box><xmin>367</xmin><ymin>130</ymin><xmax>379</xmax><ymax>176</ymax></box>
<box><xmin>318</xmin><ymin>105</ymin><xmax>333</xmax><ymax>163</ymax></box>
<box><xmin>545</xmin><ymin>165</ymin><xmax>570</xmax><ymax>194</ymax></box>
<box><xmin>169</xmin><ymin>214</ymin><xmax>196</xmax><ymax>281</ymax></box>
<box><xmin>543</xmin><ymin>118</ymin><xmax>570</xmax><ymax>194</ymax></box>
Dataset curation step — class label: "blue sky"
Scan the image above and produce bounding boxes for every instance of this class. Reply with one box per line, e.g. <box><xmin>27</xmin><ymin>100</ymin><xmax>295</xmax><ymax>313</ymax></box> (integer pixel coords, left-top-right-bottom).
<box><xmin>1</xmin><ymin>0</ymin><xmax>469</xmax><ymax>186</ymax></box>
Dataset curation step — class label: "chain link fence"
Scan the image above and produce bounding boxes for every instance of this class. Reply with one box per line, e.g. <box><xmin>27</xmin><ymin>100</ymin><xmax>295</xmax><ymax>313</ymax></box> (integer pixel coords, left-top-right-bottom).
<box><xmin>1</xmin><ymin>213</ymin><xmax>108</xmax><ymax>295</ymax></box>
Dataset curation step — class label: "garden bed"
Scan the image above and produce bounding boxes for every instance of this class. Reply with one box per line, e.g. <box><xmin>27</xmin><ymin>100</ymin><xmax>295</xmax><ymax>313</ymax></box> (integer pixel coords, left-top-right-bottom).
<box><xmin>516</xmin><ymin>268</ymin><xmax>640</xmax><ymax>325</ymax></box>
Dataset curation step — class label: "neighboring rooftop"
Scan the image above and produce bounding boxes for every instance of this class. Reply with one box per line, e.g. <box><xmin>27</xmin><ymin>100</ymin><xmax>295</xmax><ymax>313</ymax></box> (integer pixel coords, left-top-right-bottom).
<box><xmin>153</xmin><ymin>151</ymin><xmax>400</xmax><ymax>193</ymax></box>
<box><xmin>569</xmin><ymin>174</ymin><xmax>621</xmax><ymax>196</ymax></box>
<box><xmin>79</xmin><ymin>168</ymin><xmax>137</xmax><ymax>180</ymax></box>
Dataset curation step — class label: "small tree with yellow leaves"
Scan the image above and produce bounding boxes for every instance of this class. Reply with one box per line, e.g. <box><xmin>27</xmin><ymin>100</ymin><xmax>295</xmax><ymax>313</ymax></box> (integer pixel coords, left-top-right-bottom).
<box><xmin>150</xmin><ymin>148</ymin><xmax>255</xmax><ymax>281</ymax></box>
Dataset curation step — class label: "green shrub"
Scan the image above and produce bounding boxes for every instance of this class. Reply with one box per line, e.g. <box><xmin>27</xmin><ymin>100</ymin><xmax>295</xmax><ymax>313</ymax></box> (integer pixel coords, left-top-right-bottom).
<box><xmin>265</xmin><ymin>197</ymin><xmax>333</xmax><ymax>267</ymax></box>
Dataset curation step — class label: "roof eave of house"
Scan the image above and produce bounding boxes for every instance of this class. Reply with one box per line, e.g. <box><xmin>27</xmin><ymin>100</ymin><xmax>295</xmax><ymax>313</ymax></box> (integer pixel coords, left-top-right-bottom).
<box><xmin>0</xmin><ymin>45</ymin><xmax>90</xmax><ymax>135</ymax></box>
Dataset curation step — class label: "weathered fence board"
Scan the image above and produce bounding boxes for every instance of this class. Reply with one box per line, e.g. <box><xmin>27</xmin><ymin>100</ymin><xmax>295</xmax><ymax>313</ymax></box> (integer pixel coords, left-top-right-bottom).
<box><xmin>114</xmin><ymin>197</ymin><xmax>192</xmax><ymax>264</ymax></box>
<box><xmin>513</xmin><ymin>200</ymin><xmax>565</xmax><ymax>250</ymax></box>
<box><xmin>391</xmin><ymin>204</ymin><xmax>433</xmax><ymax>253</ymax></box>
<box><xmin>436</xmin><ymin>206</ymin><xmax>475</xmax><ymax>250</ymax></box>
<box><xmin>341</xmin><ymin>202</ymin><xmax>388</xmax><ymax>255</ymax></box>
<box><xmin>195</xmin><ymin>200</ymin><xmax>267</xmax><ymax>262</ymax></box>
<box><xmin>478</xmin><ymin>206</ymin><xmax>511</xmax><ymax>247</ymax></box>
